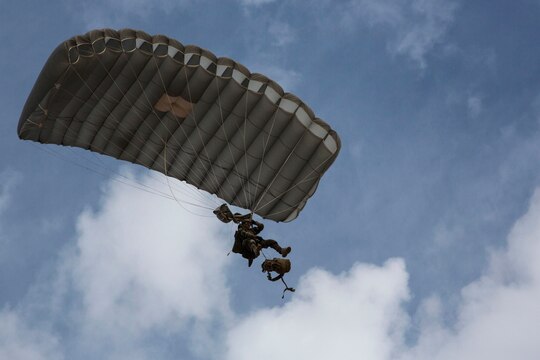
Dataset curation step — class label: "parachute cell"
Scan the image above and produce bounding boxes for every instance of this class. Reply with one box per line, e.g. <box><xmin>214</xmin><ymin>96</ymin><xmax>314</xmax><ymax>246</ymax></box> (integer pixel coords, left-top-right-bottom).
<box><xmin>18</xmin><ymin>29</ymin><xmax>341</xmax><ymax>222</ymax></box>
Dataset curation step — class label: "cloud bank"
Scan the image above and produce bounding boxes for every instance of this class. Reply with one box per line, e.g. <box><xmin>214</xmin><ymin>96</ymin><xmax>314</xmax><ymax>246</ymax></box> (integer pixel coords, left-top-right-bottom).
<box><xmin>3</xmin><ymin>172</ymin><xmax>540</xmax><ymax>359</ymax></box>
<box><xmin>68</xmin><ymin>173</ymin><xmax>232</xmax><ymax>355</ymax></box>
<box><xmin>225</xmin><ymin>259</ymin><xmax>410</xmax><ymax>360</ymax></box>
<box><xmin>1</xmin><ymin>171</ymin><xmax>232</xmax><ymax>359</ymax></box>
<box><xmin>402</xmin><ymin>189</ymin><xmax>540</xmax><ymax>360</ymax></box>
<box><xmin>224</xmin><ymin>188</ymin><xmax>540</xmax><ymax>360</ymax></box>
<box><xmin>0</xmin><ymin>310</ymin><xmax>61</xmax><ymax>360</ymax></box>
<box><xmin>340</xmin><ymin>0</ymin><xmax>458</xmax><ymax>68</ymax></box>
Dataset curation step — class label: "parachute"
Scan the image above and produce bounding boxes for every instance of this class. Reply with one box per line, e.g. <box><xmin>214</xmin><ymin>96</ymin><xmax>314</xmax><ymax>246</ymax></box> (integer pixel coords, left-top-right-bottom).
<box><xmin>18</xmin><ymin>29</ymin><xmax>341</xmax><ymax>222</ymax></box>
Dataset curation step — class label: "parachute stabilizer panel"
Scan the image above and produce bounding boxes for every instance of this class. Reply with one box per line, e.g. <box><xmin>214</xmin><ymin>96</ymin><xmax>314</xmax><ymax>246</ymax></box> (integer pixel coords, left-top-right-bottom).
<box><xmin>18</xmin><ymin>29</ymin><xmax>341</xmax><ymax>222</ymax></box>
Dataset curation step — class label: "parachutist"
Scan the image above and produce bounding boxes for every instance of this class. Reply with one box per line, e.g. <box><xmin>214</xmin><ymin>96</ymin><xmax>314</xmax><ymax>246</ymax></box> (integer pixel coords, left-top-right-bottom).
<box><xmin>214</xmin><ymin>204</ymin><xmax>291</xmax><ymax>267</ymax></box>
<box><xmin>232</xmin><ymin>216</ymin><xmax>292</xmax><ymax>267</ymax></box>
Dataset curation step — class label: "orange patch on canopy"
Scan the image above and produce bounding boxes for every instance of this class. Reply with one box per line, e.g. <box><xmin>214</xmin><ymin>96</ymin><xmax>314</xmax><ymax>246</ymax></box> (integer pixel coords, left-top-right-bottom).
<box><xmin>154</xmin><ymin>94</ymin><xmax>194</xmax><ymax>118</ymax></box>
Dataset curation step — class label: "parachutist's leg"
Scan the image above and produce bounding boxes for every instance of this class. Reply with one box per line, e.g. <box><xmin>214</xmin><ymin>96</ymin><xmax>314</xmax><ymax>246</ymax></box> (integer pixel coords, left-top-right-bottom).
<box><xmin>258</xmin><ymin>239</ymin><xmax>280</xmax><ymax>251</ymax></box>
<box><xmin>259</xmin><ymin>239</ymin><xmax>291</xmax><ymax>257</ymax></box>
<box><xmin>241</xmin><ymin>239</ymin><xmax>260</xmax><ymax>265</ymax></box>
<box><xmin>249</xmin><ymin>243</ymin><xmax>259</xmax><ymax>257</ymax></box>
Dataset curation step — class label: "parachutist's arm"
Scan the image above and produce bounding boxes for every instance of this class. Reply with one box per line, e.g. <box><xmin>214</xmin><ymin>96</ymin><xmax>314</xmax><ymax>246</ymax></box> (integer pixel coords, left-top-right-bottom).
<box><xmin>267</xmin><ymin>273</ymin><xmax>283</xmax><ymax>282</ymax></box>
<box><xmin>232</xmin><ymin>212</ymin><xmax>254</xmax><ymax>224</ymax></box>
<box><xmin>232</xmin><ymin>214</ymin><xmax>247</xmax><ymax>224</ymax></box>
<box><xmin>252</xmin><ymin>221</ymin><xmax>264</xmax><ymax>234</ymax></box>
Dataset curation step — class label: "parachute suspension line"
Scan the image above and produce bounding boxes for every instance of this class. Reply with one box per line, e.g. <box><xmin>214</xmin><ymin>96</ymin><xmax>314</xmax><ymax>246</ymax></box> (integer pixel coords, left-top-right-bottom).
<box><xmin>179</xmin><ymin>64</ymin><xmax>236</xmax><ymax>202</ymax></box>
<box><xmin>149</xmin><ymin>54</ymin><xmax>232</xmax><ymax>205</ymax></box>
<box><xmin>34</xmin><ymin>108</ymin><xmax>198</xmax><ymax>204</ymax></box>
<box><xmin>123</xmin><ymin>54</ymin><xmax>217</xmax><ymax>207</ymax></box>
<box><xmin>69</xmin><ymin>64</ymin><xmax>213</xmax><ymax>207</ymax></box>
<box><xmin>20</xmin><ymin>30</ymin><xmax>342</xmax><ymax>225</ymax></box>
<box><xmin>31</xmin><ymin>143</ymin><xmax>177</xmax><ymax>201</ymax></box>
<box><xmin>84</xmin><ymin>149</ymin><xmax>193</xmax><ymax>202</ymax></box>
<box><xmin>25</xmin><ymin>119</ymin><xmax>44</xmax><ymax>128</ymax></box>
<box><xmin>148</xmin><ymin>56</ymin><xmax>222</xmax><ymax>207</ymax></box>
<box><xmin>62</xmin><ymin>59</ymin><xmax>317</xmax><ymax>220</ymax></box>
<box><xmin>162</xmin><ymin>141</ymin><xmax>215</xmax><ymax>216</ymax></box>
<box><xmin>74</xmin><ymin>59</ymin><xmax>166</xmax><ymax>148</ymax></box>
<box><xmin>70</xmin><ymin>66</ymin><xmax>167</xmax><ymax>166</ymax></box>
<box><xmin>257</xmin><ymin>153</ymin><xmax>336</xmax><ymax>219</ymax></box>
<box><xmin>242</xmin><ymin>87</ymin><xmax>254</xmax><ymax>210</ymax></box>
<box><xmin>70</xmin><ymin>64</ymin><xmax>205</xmax><ymax>203</ymax></box>
<box><xmin>96</xmin><ymin>50</ymin><xmax>260</xmax><ymax>213</ymax></box>
<box><xmin>214</xmin><ymin>75</ymin><xmax>252</xmax><ymax>209</ymax></box>
<box><xmin>71</xmin><ymin>57</ymin><xmax>218</xmax><ymax>208</ymax></box>
<box><xmin>253</xmin><ymin>129</ymin><xmax>310</xmax><ymax>214</ymax></box>
<box><xmin>64</xmin><ymin>146</ymin><xmax>179</xmax><ymax>198</ymax></box>
<box><xmin>250</xmin><ymin>98</ymin><xmax>280</xmax><ymax>211</ymax></box>
<box><xmin>226</xmin><ymin>220</ymin><xmax>237</xmax><ymax>256</ymax></box>
<box><xmin>94</xmin><ymin>53</ymin><xmax>217</xmax><ymax>207</ymax></box>
<box><xmin>29</xmin><ymin>101</ymin><xmax>174</xmax><ymax>199</ymax></box>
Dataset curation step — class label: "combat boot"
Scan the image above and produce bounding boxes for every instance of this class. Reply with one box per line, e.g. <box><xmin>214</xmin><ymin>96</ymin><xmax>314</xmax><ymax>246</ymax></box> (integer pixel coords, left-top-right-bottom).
<box><xmin>281</xmin><ymin>246</ymin><xmax>291</xmax><ymax>257</ymax></box>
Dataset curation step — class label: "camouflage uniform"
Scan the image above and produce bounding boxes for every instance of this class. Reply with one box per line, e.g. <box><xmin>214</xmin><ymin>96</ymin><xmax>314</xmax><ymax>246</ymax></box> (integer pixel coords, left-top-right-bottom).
<box><xmin>232</xmin><ymin>220</ymin><xmax>290</xmax><ymax>267</ymax></box>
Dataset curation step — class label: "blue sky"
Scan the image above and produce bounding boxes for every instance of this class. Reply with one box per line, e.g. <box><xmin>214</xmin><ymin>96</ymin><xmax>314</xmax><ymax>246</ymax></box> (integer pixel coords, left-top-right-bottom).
<box><xmin>2</xmin><ymin>0</ymin><xmax>540</xmax><ymax>359</ymax></box>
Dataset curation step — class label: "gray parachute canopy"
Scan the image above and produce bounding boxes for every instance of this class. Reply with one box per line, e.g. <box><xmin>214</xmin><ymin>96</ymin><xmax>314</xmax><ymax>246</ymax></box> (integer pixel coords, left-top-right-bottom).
<box><xmin>18</xmin><ymin>29</ymin><xmax>341</xmax><ymax>222</ymax></box>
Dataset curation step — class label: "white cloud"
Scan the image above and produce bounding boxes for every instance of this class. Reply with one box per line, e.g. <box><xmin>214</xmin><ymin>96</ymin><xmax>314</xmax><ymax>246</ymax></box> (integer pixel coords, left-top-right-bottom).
<box><xmin>223</xmin><ymin>187</ymin><xmax>540</xmax><ymax>360</ymax></box>
<box><xmin>341</xmin><ymin>0</ymin><xmax>405</xmax><ymax>28</ymax></box>
<box><xmin>5</xmin><ymin>167</ymin><xmax>540</xmax><ymax>359</ymax></box>
<box><xmin>225</xmin><ymin>259</ymin><xmax>410</xmax><ymax>360</ymax></box>
<box><xmin>235</xmin><ymin>13</ymin><xmax>299</xmax><ymax>92</ymax></box>
<box><xmin>64</xmin><ymin>171</ymin><xmax>233</xmax><ymax>356</ymax></box>
<box><xmin>341</xmin><ymin>0</ymin><xmax>458</xmax><ymax>68</ymax></box>
<box><xmin>6</xmin><ymin>170</ymin><xmax>233</xmax><ymax>358</ymax></box>
<box><xmin>403</xmin><ymin>188</ymin><xmax>540</xmax><ymax>360</ymax></box>
<box><xmin>250</xmin><ymin>64</ymin><xmax>302</xmax><ymax>91</ymax></box>
<box><xmin>0</xmin><ymin>309</ymin><xmax>62</xmax><ymax>360</ymax></box>
<box><xmin>0</xmin><ymin>169</ymin><xmax>19</xmax><ymax>214</ymax></box>
<box><xmin>467</xmin><ymin>95</ymin><xmax>483</xmax><ymax>118</ymax></box>
<box><xmin>268</xmin><ymin>21</ymin><xmax>296</xmax><ymax>47</ymax></box>
<box><xmin>394</xmin><ymin>0</ymin><xmax>457</xmax><ymax>67</ymax></box>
